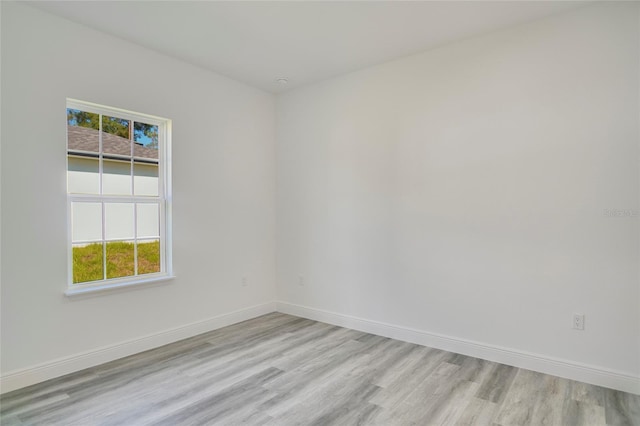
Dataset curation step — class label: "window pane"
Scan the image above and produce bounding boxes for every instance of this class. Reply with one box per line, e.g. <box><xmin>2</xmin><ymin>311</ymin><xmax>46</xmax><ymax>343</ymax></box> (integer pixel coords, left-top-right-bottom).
<box><xmin>134</xmin><ymin>163</ymin><xmax>159</xmax><ymax>196</ymax></box>
<box><xmin>102</xmin><ymin>115</ymin><xmax>131</xmax><ymax>142</ymax></box>
<box><xmin>137</xmin><ymin>239</ymin><xmax>160</xmax><ymax>275</ymax></box>
<box><xmin>68</xmin><ymin>157</ymin><xmax>99</xmax><ymax>194</ymax></box>
<box><xmin>105</xmin><ymin>203</ymin><xmax>134</xmax><ymax>240</ymax></box>
<box><xmin>72</xmin><ymin>202</ymin><xmax>102</xmax><ymax>242</ymax></box>
<box><xmin>133</xmin><ymin>122</ymin><xmax>159</xmax><ymax>196</ymax></box>
<box><xmin>67</xmin><ymin>108</ymin><xmax>99</xmax><ymax>133</ymax></box>
<box><xmin>102</xmin><ymin>160</ymin><xmax>132</xmax><ymax>195</ymax></box>
<box><xmin>73</xmin><ymin>243</ymin><xmax>104</xmax><ymax>283</ymax></box>
<box><xmin>102</xmin><ymin>116</ymin><xmax>131</xmax><ymax>156</ymax></box>
<box><xmin>106</xmin><ymin>240</ymin><xmax>135</xmax><ymax>279</ymax></box>
<box><xmin>137</xmin><ymin>203</ymin><xmax>159</xmax><ymax>238</ymax></box>
<box><xmin>67</xmin><ymin>108</ymin><xmax>100</xmax><ymax>194</ymax></box>
<box><xmin>134</xmin><ymin>122</ymin><xmax>158</xmax><ymax>157</ymax></box>
<box><xmin>67</xmin><ymin>110</ymin><xmax>100</xmax><ymax>154</ymax></box>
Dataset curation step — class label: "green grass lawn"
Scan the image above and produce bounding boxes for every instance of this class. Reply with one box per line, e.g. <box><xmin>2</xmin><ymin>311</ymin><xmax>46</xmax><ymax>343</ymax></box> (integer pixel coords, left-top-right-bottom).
<box><xmin>73</xmin><ymin>241</ymin><xmax>160</xmax><ymax>283</ymax></box>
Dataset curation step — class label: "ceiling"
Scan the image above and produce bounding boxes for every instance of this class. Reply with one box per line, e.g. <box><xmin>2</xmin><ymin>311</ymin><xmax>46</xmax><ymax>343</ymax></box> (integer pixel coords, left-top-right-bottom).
<box><xmin>30</xmin><ymin>1</ymin><xmax>589</xmax><ymax>93</ymax></box>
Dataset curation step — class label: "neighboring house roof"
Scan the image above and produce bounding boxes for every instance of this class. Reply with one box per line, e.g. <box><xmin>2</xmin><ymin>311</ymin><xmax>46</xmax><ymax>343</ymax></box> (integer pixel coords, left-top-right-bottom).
<box><xmin>67</xmin><ymin>125</ymin><xmax>158</xmax><ymax>163</ymax></box>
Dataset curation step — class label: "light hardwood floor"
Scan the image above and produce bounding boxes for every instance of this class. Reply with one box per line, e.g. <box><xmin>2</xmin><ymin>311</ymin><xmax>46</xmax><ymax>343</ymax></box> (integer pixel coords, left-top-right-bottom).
<box><xmin>1</xmin><ymin>313</ymin><xmax>638</xmax><ymax>425</ymax></box>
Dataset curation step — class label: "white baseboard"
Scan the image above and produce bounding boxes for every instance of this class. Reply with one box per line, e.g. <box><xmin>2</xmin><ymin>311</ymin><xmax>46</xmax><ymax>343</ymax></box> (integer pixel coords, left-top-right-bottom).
<box><xmin>0</xmin><ymin>302</ymin><xmax>277</xmax><ymax>394</ymax></box>
<box><xmin>276</xmin><ymin>301</ymin><xmax>640</xmax><ymax>395</ymax></box>
<box><xmin>3</xmin><ymin>300</ymin><xmax>638</xmax><ymax>396</ymax></box>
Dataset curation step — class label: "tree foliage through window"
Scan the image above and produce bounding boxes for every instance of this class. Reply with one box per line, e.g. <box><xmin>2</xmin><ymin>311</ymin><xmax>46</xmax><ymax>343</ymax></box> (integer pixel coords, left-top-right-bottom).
<box><xmin>67</xmin><ymin>108</ymin><xmax>158</xmax><ymax>148</ymax></box>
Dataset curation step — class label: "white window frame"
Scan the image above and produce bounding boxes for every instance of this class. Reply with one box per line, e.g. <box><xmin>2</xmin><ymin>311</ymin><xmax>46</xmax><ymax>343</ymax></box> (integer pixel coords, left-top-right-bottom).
<box><xmin>65</xmin><ymin>99</ymin><xmax>173</xmax><ymax>296</ymax></box>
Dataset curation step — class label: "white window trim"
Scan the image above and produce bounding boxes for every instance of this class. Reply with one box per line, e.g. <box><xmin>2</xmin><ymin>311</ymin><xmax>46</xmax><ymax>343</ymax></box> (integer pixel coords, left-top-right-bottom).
<box><xmin>65</xmin><ymin>99</ymin><xmax>173</xmax><ymax>297</ymax></box>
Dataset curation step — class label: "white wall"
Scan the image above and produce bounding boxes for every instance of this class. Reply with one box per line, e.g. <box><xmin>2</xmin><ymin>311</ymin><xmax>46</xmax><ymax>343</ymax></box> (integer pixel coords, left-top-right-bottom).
<box><xmin>276</xmin><ymin>1</ymin><xmax>640</xmax><ymax>384</ymax></box>
<box><xmin>1</xmin><ymin>1</ymin><xmax>276</xmax><ymax>377</ymax></box>
<box><xmin>2</xmin><ymin>0</ymin><xmax>639</xmax><ymax>395</ymax></box>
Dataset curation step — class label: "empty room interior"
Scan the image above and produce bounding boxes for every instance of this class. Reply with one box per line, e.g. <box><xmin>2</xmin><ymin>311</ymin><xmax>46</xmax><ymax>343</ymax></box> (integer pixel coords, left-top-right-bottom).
<box><xmin>1</xmin><ymin>0</ymin><xmax>639</xmax><ymax>424</ymax></box>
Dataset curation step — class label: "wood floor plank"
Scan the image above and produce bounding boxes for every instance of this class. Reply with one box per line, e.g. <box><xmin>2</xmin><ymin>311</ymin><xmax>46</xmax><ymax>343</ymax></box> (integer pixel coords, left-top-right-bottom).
<box><xmin>562</xmin><ymin>399</ymin><xmax>607</xmax><ymax>426</ymax></box>
<box><xmin>153</xmin><ymin>367</ymin><xmax>284</xmax><ymax>426</ymax></box>
<box><xmin>493</xmin><ymin>368</ymin><xmax>546</xmax><ymax>425</ymax></box>
<box><xmin>528</xmin><ymin>374</ymin><xmax>569</xmax><ymax>425</ymax></box>
<box><xmin>2</xmin><ymin>313</ymin><xmax>638</xmax><ymax>426</ymax></box>
<box><xmin>386</xmin><ymin>362</ymin><xmax>477</xmax><ymax>425</ymax></box>
<box><xmin>604</xmin><ymin>389</ymin><xmax>640</xmax><ymax>426</ymax></box>
<box><xmin>475</xmin><ymin>363</ymin><xmax>518</xmax><ymax>404</ymax></box>
<box><xmin>368</xmin><ymin>347</ymin><xmax>449</xmax><ymax>409</ymax></box>
<box><xmin>572</xmin><ymin>381</ymin><xmax>606</xmax><ymax>407</ymax></box>
<box><xmin>457</xmin><ymin>397</ymin><xmax>499</xmax><ymax>426</ymax></box>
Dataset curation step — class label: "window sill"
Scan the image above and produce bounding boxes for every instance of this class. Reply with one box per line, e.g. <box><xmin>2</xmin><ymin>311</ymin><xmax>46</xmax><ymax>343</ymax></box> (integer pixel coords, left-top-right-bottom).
<box><xmin>65</xmin><ymin>275</ymin><xmax>175</xmax><ymax>298</ymax></box>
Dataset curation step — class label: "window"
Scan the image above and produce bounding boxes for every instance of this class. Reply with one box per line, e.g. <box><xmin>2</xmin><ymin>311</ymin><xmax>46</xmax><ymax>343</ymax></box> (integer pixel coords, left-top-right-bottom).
<box><xmin>66</xmin><ymin>99</ymin><xmax>172</xmax><ymax>294</ymax></box>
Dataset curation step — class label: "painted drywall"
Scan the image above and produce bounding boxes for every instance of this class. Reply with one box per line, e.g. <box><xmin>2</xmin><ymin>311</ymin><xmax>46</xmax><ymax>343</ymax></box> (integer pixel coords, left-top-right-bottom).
<box><xmin>1</xmin><ymin>2</ymin><xmax>276</xmax><ymax>375</ymax></box>
<box><xmin>276</xmin><ymin>1</ymin><xmax>640</xmax><ymax>379</ymax></box>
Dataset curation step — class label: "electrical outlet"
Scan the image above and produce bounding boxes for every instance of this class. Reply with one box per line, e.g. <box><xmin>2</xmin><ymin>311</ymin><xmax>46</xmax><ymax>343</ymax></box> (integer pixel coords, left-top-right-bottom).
<box><xmin>573</xmin><ymin>314</ymin><xmax>585</xmax><ymax>330</ymax></box>
<box><xmin>298</xmin><ymin>275</ymin><xmax>304</xmax><ymax>286</ymax></box>
<box><xmin>242</xmin><ymin>276</ymin><xmax>248</xmax><ymax>287</ymax></box>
